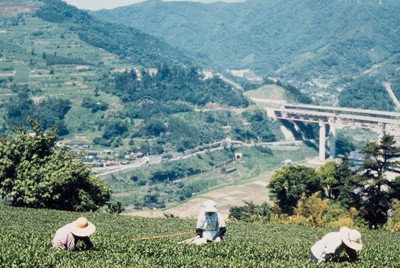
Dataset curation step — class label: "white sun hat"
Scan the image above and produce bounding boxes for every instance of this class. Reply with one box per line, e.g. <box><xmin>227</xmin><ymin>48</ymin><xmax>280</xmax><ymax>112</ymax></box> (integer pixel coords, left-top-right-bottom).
<box><xmin>70</xmin><ymin>217</ymin><xmax>96</xmax><ymax>237</ymax></box>
<box><xmin>202</xmin><ymin>200</ymin><xmax>218</xmax><ymax>213</ymax></box>
<box><xmin>340</xmin><ymin>227</ymin><xmax>363</xmax><ymax>251</ymax></box>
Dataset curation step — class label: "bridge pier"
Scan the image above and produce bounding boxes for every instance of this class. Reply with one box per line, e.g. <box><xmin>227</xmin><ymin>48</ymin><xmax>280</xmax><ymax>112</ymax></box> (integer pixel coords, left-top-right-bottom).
<box><xmin>319</xmin><ymin>122</ymin><xmax>326</xmax><ymax>161</ymax></box>
<box><xmin>319</xmin><ymin>121</ymin><xmax>336</xmax><ymax>161</ymax></box>
<box><xmin>329</xmin><ymin>119</ymin><xmax>336</xmax><ymax>159</ymax></box>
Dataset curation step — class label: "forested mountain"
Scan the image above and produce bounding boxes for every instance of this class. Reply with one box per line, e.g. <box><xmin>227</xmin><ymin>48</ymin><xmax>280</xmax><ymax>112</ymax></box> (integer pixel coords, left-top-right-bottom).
<box><xmin>0</xmin><ymin>0</ymin><xmax>288</xmax><ymax>153</ymax></box>
<box><xmin>93</xmin><ymin>0</ymin><xmax>400</xmax><ymax>85</ymax></box>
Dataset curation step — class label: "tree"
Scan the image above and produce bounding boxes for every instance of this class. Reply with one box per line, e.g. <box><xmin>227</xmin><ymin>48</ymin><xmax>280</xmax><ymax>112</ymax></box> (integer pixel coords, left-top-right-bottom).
<box><xmin>358</xmin><ymin>134</ymin><xmax>400</xmax><ymax>228</ymax></box>
<box><xmin>317</xmin><ymin>160</ymin><xmax>355</xmax><ymax>200</ymax></box>
<box><xmin>228</xmin><ymin>201</ymin><xmax>272</xmax><ymax>223</ymax></box>
<box><xmin>334</xmin><ymin>159</ymin><xmax>362</xmax><ymax>210</ymax></box>
<box><xmin>0</xmin><ymin>118</ymin><xmax>111</xmax><ymax>211</ymax></box>
<box><xmin>335</xmin><ymin>133</ymin><xmax>356</xmax><ymax>156</ymax></box>
<box><xmin>143</xmin><ymin>118</ymin><xmax>166</xmax><ymax>137</ymax></box>
<box><xmin>268</xmin><ymin>165</ymin><xmax>323</xmax><ymax>214</ymax></box>
<box><xmin>317</xmin><ymin>161</ymin><xmax>339</xmax><ymax>199</ymax></box>
<box><xmin>295</xmin><ymin>192</ymin><xmax>329</xmax><ymax>227</ymax></box>
<box><xmin>102</xmin><ymin>120</ymin><xmax>129</xmax><ymax>140</ymax></box>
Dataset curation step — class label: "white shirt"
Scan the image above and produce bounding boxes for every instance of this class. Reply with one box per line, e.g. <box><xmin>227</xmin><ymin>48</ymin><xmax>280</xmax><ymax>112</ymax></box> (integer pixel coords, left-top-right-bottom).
<box><xmin>196</xmin><ymin>212</ymin><xmax>226</xmax><ymax>240</ymax></box>
<box><xmin>52</xmin><ymin>223</ymin><xmax>76</xmax><ymax>250</ymax></box>
<box><xmin>311</xmin><ymin>231</ymin><xmax>345</xmax><ymax>262</ymax></box>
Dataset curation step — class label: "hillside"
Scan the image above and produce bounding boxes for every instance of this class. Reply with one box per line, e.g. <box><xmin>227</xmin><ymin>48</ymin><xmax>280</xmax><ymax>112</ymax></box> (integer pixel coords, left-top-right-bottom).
<box><xmin>0</xmin><ymin>0</ymin><xmax>387</xmax><ymax>215</ymax></box>
<box><xmin>0</xmin><ymin>0</ymin><xmax>273</xmax><ymax>148</ymax></box>
<box><xmin>1</xmin><ymin>203</ymin><xmax>400</xmax><ymax>267</ymax></box>
<box><xmin>0</xmin><ymin>0</ymin><xmax>306</xmax><ymax>211</ymax></box>
<box><xmin>93</xmin><ymin>0</ymin><xmax>400</xmax><ymax>88</ymax></box>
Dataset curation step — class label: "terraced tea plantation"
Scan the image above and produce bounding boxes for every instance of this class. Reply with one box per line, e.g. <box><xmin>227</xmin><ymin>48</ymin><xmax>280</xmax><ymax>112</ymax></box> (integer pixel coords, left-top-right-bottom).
<box><xmin>1</xmin><ymin>204</ymin><xmax>400</xmax><ymax>267</ymax></box>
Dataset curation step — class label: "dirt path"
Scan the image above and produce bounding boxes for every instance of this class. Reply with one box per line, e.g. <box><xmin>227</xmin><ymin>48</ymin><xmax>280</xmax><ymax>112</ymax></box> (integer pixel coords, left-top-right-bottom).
<box><xmin>383</xmin><ymin>82</ymin><xmax>400</xmax><ymax>111</ymax></box>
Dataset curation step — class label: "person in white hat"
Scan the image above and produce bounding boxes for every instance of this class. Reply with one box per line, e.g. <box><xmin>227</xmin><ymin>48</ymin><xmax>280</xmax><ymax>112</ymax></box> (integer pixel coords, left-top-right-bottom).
<box><xmin>194</xmin><ymin>200</ymin><xmax>226</xmax><ymax>245</ymax></box>
<box><xmin>310</xmin><ymin>227</ymin><xmax>363</xmax><ymax>263</ymax></box>
<box><xmin>52</xmin><ymin>217</ymin><xmax>96</xmax><ymax>250</ymax></box>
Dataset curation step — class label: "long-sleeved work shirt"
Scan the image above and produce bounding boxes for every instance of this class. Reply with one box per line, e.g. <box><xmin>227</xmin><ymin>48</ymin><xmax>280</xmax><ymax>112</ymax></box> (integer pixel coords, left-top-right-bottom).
<box><xmin>52</xmin><ymin>223</ymin><xmax>93</xmax><ymax>250</ymax></box>
<box><xmin>196</xmin><ymin>212</ymin><xmax>226</xmax><ymax>241</ymax></box>
<box><xmin>311</xmin><ymin>231</ymin><xmax>357</xmax><ymax>263</ymax></box>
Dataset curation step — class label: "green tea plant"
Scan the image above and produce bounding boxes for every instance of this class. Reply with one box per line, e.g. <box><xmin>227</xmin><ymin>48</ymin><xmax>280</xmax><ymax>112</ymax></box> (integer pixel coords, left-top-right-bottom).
<box><xmin>1</xmin><ymin>204</ymin><xmax>400</xmax><ymax>267</ymax></box>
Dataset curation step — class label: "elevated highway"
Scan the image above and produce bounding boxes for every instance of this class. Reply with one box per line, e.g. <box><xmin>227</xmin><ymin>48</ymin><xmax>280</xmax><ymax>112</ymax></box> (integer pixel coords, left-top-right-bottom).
<box><xmin>270</xmin><ymin>104</ymin><xmax>400</xmax><ymax>160</ymax></box>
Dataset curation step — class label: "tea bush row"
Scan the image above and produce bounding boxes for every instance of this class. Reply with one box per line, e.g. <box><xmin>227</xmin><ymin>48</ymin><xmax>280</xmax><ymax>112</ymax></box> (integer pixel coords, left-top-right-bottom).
<box><xmin>1</xmin><ymin>204</ymin><xmax>400</xmax><ymax>267</ymax></box>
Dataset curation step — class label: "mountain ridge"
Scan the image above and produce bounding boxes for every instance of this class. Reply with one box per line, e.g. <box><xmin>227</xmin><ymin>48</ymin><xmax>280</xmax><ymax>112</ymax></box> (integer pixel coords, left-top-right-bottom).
<box><xmin>93</xmin><ymin>0</ymin><xmax>400</xmax><ymax>83</ymax></box>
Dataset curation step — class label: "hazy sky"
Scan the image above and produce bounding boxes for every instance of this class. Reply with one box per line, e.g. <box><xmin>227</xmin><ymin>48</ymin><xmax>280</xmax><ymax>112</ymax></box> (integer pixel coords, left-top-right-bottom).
<box><xmin>62</xmin><ymin>0</ymin><xmax>245</xmax><ymax>11</ymax></box>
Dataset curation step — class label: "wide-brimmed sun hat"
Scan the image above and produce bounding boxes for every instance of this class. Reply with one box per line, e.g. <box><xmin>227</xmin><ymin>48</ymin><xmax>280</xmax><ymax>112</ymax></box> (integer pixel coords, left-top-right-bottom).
<box><xmin>202</xmin><ymin>200</ymin><xmax>218</xmax><ymax>213</ymax></box>
<box><xmin>340</xmin><ymin>227</ymin><xmax>362</xmax><ymax>251</ymax></box>
<box><xmin>70</xmin><ymin>217</ymin><xmax>96</xmax><ymax>237</ymax></box>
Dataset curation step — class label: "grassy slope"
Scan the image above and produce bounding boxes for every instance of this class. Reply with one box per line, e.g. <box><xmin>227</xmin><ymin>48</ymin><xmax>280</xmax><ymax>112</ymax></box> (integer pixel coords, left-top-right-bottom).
<box><xmin>1</xmin><ymin>204</ymin><xmax>400</xmax><ymax>267</ymax></box>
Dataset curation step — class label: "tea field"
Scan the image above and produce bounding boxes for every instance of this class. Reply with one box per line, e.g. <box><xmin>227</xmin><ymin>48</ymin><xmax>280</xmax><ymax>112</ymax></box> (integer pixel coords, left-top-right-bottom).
<box><xmin>1</xmin><ymin>204</ymin><xmax>400</xmax><ymax>267</ymax></box>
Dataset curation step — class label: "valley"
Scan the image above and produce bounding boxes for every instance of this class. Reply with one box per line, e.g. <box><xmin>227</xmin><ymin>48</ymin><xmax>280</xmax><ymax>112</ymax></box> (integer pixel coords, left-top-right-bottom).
<box><xmin>0</xmin><ymin>0</ymin><xmax>397</xmax><ymax>219</ymax></box>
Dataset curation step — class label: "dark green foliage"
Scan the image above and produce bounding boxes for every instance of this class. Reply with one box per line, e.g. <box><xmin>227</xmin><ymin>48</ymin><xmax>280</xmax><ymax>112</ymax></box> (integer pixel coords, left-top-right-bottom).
<box><xmin>339</xmin><ymin>77</ymin><xmax>395</xmax><ymax>111</ymax></box>
<box><xmin>81</xmin><ymin>97</ymin><xmax>109</xmax><ymax>113</ymax></box>
<box><xmin>94</xmin><ymin>119</ymin><xmax>129</xmax><ymax>147</ymax></box>
<box><xmin>142</xmin><ymin>118</ymin><xmax>167</xmax><ymax>137</ymax></box>
<box><xmin>42</xmin><ymin>51</ymin><xmax>89</xmax><ymax>65</ymax></box>
<box><xmin>269</xmin><ymin>134</ymin><xmax>400</xmax><ymax>228</ymax></box>
<box><xmin>106</xmin><ymin>201</ymin><xmax>125</xmax><ymax>214</ymax></box>
<box><xmin>112</xmin><ymin>66</ymin><xmax>249</xmax><ymax>110</ymax></box>
<box><xmin>229</xmin><ymin>201</ymin><xmax>272</xmax><ymax>222</ymax></box>
<box><xmin>268</xmin><ymin>165</ymin><xmax>323</xmax><ymax>214</ymax></box>
<box><xmin>335</xmin><ymin>133</ymin><xmax>356</xmax><ymax>156</ymax></box>
<box><xmin>5</xmin><ymin>92</ymin><xmax>71</xmax><ymax>136</ymax></box>
<box><xmin>331</xmin><ymin>158</ymin><xmax>362</xmax><ymax>208</ymax></box>
<box><xmin>317</xmin><ymin>160</ymin><xmax>361</xmax><ymax>205</ymax></box>
<box><xmin>5</xmin><ymin>91</ymin><xmax>33</xmax><ymax>127</ymax></box>
<box><xmin>242</xmin><ymin>109</ymin><xmax>277</xmax><ymax>142</ymax></box>
<box><xmin>356</xmin><ymin>134</ymin><xmax>400</xmax><ymax>228</ymax></box>
<box><xmin>33</xmin><ymin>97</ymin><xmax>71</xmax><ymax>135</ymax></box>
<box><xmin>102</xmin><ymin>120</ymin><xmax>129</xmax><ymax>140</ymax></box>
<box><xmin>0</xmin><ymin>119</ymin><xmax>111</xmax><ymax>211</ymax></box>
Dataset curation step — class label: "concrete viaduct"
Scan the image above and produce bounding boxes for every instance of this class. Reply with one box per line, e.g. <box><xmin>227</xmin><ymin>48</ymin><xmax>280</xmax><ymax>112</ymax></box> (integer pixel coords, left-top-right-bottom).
<box><xmin>270</xmin><ymin>104</ymin><xmax>400</xmax><ymax>161</ymax></box>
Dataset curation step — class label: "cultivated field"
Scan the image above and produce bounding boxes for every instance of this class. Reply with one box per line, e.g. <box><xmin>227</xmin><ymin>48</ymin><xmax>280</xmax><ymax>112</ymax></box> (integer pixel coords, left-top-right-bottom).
<box><xmin>126</xmin><ymin>171</ymin><xmax>273</xmax><ymax>219</ymax></box>
<box><xmin>1</xmin><ymin>204</ymin><xmax>400</xmax><ymax>267</ymax></box>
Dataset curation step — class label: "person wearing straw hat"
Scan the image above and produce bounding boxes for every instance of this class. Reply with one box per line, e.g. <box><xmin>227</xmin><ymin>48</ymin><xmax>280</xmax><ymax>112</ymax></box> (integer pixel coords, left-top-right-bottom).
<box><xmin>310</xmin><ymin>227</ymin><xmax>363</xmax><ymax>263</ymax></box>
<box><xmin>193</xmin><ymin>200</ymin><xmax>226</xmax><ymax>245</ymax></box>
<box><xmin>52</xmin><ymin>217</ymin><xmax>96</xmax><ymax>250</ymax></box>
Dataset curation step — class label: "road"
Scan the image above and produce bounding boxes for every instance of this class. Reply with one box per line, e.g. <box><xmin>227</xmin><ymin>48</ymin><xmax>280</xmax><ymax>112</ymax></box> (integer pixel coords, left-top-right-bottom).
<box><xmin>383</xmin><ymin>82</ymin><xmax>400</xmax><ymax>111</ymax></box>
<box><xmin>93</xmin><ymin>140</ymin><xmax>304</xmax><ymax>177</ymax></box>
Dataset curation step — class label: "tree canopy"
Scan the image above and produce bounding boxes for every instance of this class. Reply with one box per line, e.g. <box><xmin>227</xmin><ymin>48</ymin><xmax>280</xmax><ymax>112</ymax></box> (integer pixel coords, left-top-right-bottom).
<box><xmin>266</xmin><ymin>134</ymin><xmax>400</xmax><ymax>229</ymax></box>
<box><xmin>268</xmin><ymin>165</ymin><xmax>323</xmax><ymax>214</ymax></box>
<box><xmin>356</xmin><ymin>134</ymin><xmax>400</xmax><ymax>228</ymax></box>
<box><xmin>0</xmin><ymin>119</ymin><xmax>111</xmax><ymax>211</ymax></box>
